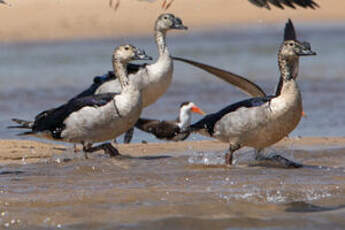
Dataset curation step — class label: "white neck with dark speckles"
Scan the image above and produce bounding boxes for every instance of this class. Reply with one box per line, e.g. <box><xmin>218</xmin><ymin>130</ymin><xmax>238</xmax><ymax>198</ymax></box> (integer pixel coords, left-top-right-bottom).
<box><xmin>154</xmin><ymin>30</ymin><xmax>169</xmax><ymax>57</ymax></box>
<box><xmin>275</xmin><ymin>54</ymin><xmax>299</xmax><ymax>96</ymax></box>
<box><xmin>113</xmin><ymin>60</ymin><xmax>129</xmax><ymax>89</ymax></box>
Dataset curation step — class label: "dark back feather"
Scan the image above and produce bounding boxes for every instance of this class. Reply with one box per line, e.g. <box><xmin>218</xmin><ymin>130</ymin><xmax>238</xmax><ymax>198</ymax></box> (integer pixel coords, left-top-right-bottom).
<box><xmin>73</xmin><ymin>63</ymin><xmax>147</xmax><ymax>99</ymax></box>
<box><xmin>191</xmin><ymin>97</ymin><xmax>270</xmax><ymax>136</ymax></box>
<box><xmin>173</xmin><ymin>56</ymin><xmax>266</xmax><ymax>97</ymax></box>
<box><xmin>32</xmin><ymin>93</ymin><xmax>116</xmax><ymax>139</ymax></box>
<box><xmin>248</xmin><ymin>0</ymin><xmax>318</xmax><ymax>9</ymax></box>
<box><xmin>135</xmin><ymin>118</ymin><xmax>181</xmax><ymax>140</ymax></box>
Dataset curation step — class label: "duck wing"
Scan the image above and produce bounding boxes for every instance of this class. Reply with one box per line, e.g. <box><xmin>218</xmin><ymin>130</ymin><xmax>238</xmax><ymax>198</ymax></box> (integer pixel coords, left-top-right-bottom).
<box><xmin>248</xmin><ymin>0</ymin><xmax>318</xmax><ymax>9</ymax></box>
<box><xmin>20</xmin><ymin>93</ymin><xmax>116</xmax><ymax>138</ymax></box>
<box><xmin>135</xmin><ymin>118</ymin><xmax>181</xmax><ymax>140</ymax></box>
<box><xmin>190</xmin><ymin>97</ymin><xmax>271</xmax><ymax>136</ymax></box>
<box><xmin>173</xmin><ymin>56</ymin><xmax>266</xmax><ymax>98</ymax></box>
<box><xmin>73</xmin><ymin>63</ymin><xmax>148</xmax><ymax>99</ymax></box>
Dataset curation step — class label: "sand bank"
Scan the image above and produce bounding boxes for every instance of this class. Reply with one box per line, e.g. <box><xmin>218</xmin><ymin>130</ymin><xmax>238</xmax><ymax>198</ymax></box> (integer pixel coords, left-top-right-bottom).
<box><xmin>0</xmin><ymin>0</ymin><xmax>344</xmax><ymax>42</ymax></box>
<box><xmin>1</xmin><ymin>137</ymin><xmax>344</xmax><ymax>164</ymax></box>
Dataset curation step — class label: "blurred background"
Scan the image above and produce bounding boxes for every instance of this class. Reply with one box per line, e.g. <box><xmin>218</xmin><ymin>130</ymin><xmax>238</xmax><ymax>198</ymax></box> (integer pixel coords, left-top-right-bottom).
<box><xmin>1</xmin><ymin>0</ymin><xmax>344</xmax><ymax>142</ymax></box>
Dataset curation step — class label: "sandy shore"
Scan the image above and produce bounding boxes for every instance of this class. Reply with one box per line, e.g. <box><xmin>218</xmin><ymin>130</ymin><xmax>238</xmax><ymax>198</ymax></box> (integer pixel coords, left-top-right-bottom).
<box><xmin>0</xmin><ymin>0</ymin><xmax>344</xmax><ymax>42</ymax></box>
<box><xmin>1</xmin><ymin>137</ymin><xmax>345</xmax><ymax>228</ymax></box>
<box><xmin>1</xmin><ymin>137</ymin><xmax>345</xmax><ymax>164</ymax></box>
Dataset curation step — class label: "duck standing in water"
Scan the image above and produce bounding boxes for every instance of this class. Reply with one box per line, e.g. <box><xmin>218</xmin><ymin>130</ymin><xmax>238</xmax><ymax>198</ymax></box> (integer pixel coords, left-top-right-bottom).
<box><xmin>187</xmin><ymin>20</ymin><xmax>316</xmax><ymax>167</ymax></box>
<box><xmin>75</xmin><ymin>14</ymin><xmax>187</xmax><ymax>107</ymax></box>
<box><xmin>73</xmin><ymin>13</ymin><xmax>187</xmax><ymax>143</ymax></box>
<box><xmin>9</xmin><ymin>45</ymin><xmax>152</xmax><ymax>158</ymax></box>
<box><xmin>135</xmin><ymin>102</ymin><xmax>205</xmax><ymax>141</ymax></box>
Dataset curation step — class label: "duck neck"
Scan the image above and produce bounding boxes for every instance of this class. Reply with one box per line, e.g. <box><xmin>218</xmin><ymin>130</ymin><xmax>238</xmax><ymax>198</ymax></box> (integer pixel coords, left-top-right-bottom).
<box><xmin>177</xmin><ymin>108</ymin><xmax>191</xmax><ymax>131</ymax></box>
<box><xmin>112</xmin><ymin>59</ymin><xmax>129</xmax><ymax>89</ymax></box>
<box><xmin>154</xmin><ymin>29</ymin><xmax>169</xmax><ymax>57</ymax></box>
<box><xmin>275</xmin><ymin>54</ymin><xmax>299</xmax><ymax>96</ymax></box>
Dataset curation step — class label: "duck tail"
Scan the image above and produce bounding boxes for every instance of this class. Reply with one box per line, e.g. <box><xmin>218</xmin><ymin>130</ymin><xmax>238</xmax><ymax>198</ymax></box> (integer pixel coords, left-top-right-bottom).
<box><xmin>7</xmin><ymin>118</ymin><xmax>33</xmax><ymax>129</ymax></box>
<box><xmin>16</xmin><ymin>131</ymin><xmax>35</xmax><ymax>136</ymax></box>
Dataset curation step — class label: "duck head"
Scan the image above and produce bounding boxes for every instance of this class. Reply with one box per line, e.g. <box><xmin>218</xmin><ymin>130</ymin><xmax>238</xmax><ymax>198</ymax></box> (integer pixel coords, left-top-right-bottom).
<box><xmin>112</xmin><ymin>44</ymin><xmax>152</xmax><ymax>64</ymax></box>
<box><xmin>280</xmin><ymin>19</ymin><xmax>316</xmax><ymax>60</ymax></box>
<box><xmin>178</xmin><ymin>101</ymin><xmax>205</xmax><ymax>130</ymax></box>
<box><xmin>155</xmin><ymin>13</ymin><xmax>188</xmax><ymax>32</ymax></box>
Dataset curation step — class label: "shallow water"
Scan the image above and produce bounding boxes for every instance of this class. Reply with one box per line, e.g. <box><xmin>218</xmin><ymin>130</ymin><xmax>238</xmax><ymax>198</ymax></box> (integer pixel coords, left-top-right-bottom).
<box><xmin>1</xmin><ymin>146</ymin><xmax>345</xmax><ymax>229</ymax></box>
<box><xmin>1</xmin><ymin>23</ymin><xmax>345</xmax><ymax>142</ymax></box>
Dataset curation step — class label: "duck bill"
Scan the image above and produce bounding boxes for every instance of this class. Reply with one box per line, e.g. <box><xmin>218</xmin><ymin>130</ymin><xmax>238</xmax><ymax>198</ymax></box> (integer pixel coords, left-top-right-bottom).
<box><xmin>172</xmin><ymin>17</ymin><xmax>188</xmax><ymax>30</ymax></box>
<box><xmin>297</xmin><ymin>49</ymin><xmax>317</xmax><ymax>56</ymax></box>
<box><xmin>173</xmin><ymin>24</ymin><xmax>188</xmax><ymax>30</ymax></box>
<box><xmin>297</xmin><ymin>41</ymin><xmax>317</xmax><ymax>56</ymax></box>
<box><xmin>135</xmin><ymin>49</ymin><xmax>153</xmax><ymax>61</ymax></box>
<box><xmin>191</xmin><ymin>106</ymin><xmax>206</xmax><ymax>115</ymax></box>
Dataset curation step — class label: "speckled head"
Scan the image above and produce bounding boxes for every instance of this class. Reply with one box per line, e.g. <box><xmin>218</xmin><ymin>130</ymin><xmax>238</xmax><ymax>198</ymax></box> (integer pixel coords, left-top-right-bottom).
<box><xmin>112</xmin><ymin>44</ymin><xmax>152</xmax><ymax>63</ymax></box>
<box><xmin>280</xmin><ymin>19</ymin><xmax>317</xmax><ymax>59</ymax></box>
<box><xmin>155</xmin><ymin>13</ymin><xmax>188</xmax><ymax>32</ymax></box>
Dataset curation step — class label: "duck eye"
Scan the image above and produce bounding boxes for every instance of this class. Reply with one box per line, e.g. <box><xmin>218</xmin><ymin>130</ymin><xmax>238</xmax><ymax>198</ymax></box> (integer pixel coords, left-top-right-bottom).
<box><xmin>289</xmin><ymin>42</ymin><xmax>294</xmax><ymax>47</ymax></box>
<box><xmin>163</xmin><ymin>16</ymin><xmax>168</xmax><ymax>20</ymax></box>
<box><xmin>124</xmin><ymin>47</ymin><xmax>129</xmax><ymax>51</ymax></box>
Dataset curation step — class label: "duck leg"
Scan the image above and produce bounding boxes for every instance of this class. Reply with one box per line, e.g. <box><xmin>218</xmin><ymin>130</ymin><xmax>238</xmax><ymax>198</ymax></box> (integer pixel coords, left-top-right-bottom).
<box><xmin>255</xmin><ymin>149</ymin><xmax>303</xmax><ymax>168</ymax></box>
<box><xmin>81</xmin><ymin>142</ymin><xmax>93</xmax><ymax>159</ymax></box>
<box><xmin>123</xmin><ymin>127</ymin><xmax>134</xmax><ymax>144</ymax></box>
<box><xmin>109</xmin><ymin>0</ymin><xmax>120</xmax><ymax>10</ymax></box>
<box><xmin>73</xmin><ymin>144</ymin><xmax>81</xmax><ymax>153</ymax></box>
<box><xmin>83</xmin><ymin>143</ymin><xmax>120</xmax><ymax>158</ymax></box>
<box><xmin>162</xmin><ymin>0</ymin><xmax>174</xmax><ymax>9</ymax></box>
<box><xmin>225</xmin><ymin>144</ymin><xmax>241</xmax><ymax>165</ymax></box>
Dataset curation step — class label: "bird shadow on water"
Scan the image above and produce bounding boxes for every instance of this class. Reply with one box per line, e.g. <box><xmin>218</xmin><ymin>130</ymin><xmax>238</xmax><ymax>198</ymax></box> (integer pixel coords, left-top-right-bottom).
<box><xmin>285</xmin><ymin>201</ymin><xmax>345</xmax><ymax>213</ymax></box>
<box><xmin>50</xmin><ymin>148</ymin><xmax>171</xmax><ymax>164</ymax></box>
<box><xmin>187</xmin><ymin>149</ymin><xmax>306</xmax><ymax>169</ymax></box>
<box><xmin>0</xmin><ymin>169</ymin><xmax>24</xmax><ymax>175</ymax></box>
<box><xmin>248</xmin><ymin>148</ymin><xmax>342</xmax><ymax>170</ymax></box>
<box><xmin>114</xmin><ymin>154</ymin><xmax>171</xmax><ymax>161</ymax></box>
<box><xmin>187</xmin><ymin>149</ymin><xmax>342</xmax><ymax>171</ymax></box>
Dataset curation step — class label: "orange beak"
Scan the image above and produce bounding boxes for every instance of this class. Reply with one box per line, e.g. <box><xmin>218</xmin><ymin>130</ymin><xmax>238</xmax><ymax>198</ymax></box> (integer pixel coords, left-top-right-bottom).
<box><xmin>191</xmin><ymin>106</ymin><xmax>206</xmax><ymax>115</ymax></box>
<box><xmin>302</xmin><ymin>111</ymin><xmax>307</xmax><ymax>117</ymax></box>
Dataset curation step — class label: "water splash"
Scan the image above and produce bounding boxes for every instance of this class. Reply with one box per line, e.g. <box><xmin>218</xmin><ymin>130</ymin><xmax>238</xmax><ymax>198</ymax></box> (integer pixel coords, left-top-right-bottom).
<box><xmin>188</xmin><ymin>151</ymin><xmax>225</xmax><ymax>165</ymax></box>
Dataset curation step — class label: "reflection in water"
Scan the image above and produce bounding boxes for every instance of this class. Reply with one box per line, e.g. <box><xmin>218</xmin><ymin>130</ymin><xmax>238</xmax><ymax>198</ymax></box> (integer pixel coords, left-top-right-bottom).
<box><xmin>285</xmin><ymin>201</ymin><xmax>345</xmax><ymax>213</ymax></box>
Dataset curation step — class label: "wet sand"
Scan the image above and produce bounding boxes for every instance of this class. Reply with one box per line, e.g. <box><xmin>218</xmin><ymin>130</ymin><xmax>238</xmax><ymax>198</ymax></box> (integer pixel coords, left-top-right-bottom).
<box><xmin>0</xmin><ymin>0</ymin><xmax>344</xmax><ymax>42</ymax></box>
<box><xmin>1</xmin><ymin>137</ymin><xmax>345</xmax><ymax>229</ymax></box>
<box><xmin>1</xmin><ymin>137</ymin><xmax>345</xmax><ymax>164</ymax></box>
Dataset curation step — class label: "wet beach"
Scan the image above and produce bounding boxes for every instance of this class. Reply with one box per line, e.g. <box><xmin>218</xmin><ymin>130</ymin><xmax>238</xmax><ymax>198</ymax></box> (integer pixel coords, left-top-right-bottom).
<box><xmin>1</xmin><ymin>138</ymin><xmax>345</xmax><ymax>228</ymax></box>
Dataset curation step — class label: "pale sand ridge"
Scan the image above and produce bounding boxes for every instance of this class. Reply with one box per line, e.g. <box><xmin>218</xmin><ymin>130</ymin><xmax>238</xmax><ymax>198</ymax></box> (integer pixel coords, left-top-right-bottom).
<box><xmin>0</xmin><ymin>0</ymin><xmax>343</xmax><ymax>42</ymax></box>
